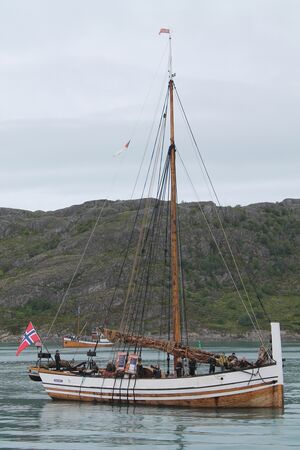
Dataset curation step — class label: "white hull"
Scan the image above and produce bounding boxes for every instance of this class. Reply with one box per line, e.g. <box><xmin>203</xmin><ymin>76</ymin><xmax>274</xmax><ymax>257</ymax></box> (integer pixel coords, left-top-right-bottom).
<box><xmin>38</xmin><ymin>323</ymin><xmax>284</xmax><ymax>408</ymax></box>
<box><xmin>39</xmin><ymin>363</ymin><xmax>283</xmax><ymax>408</ymax></box>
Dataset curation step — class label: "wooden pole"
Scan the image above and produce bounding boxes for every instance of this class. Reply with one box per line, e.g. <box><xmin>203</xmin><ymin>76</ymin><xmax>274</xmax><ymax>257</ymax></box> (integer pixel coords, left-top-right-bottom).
<box><xmin>169</xmin><ymin>79</ymin><xmax>181</xmax><ymax>357</ymax></box>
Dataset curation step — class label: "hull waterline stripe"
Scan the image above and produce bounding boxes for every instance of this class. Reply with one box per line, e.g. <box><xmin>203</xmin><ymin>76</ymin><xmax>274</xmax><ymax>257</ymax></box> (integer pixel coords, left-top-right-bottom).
<box><xmin>44</xmin><ymin>382</ymin><xmax>278</xmax><ymax>402</ymax></box>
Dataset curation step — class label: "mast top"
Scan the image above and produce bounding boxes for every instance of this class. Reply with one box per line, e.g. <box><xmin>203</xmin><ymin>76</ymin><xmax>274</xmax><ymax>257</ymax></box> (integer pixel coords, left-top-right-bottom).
<box><xmin>159</xmin><ymin>28</ymin><xmax>175</xmax><ymax>81</ymax></box>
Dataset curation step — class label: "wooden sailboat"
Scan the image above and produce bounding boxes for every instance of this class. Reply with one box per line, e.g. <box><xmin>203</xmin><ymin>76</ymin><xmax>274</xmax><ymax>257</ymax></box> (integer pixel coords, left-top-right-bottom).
<box><xmin>34</xmin><ymin>31</ymin><xmax>284</xmax><ymax>408</ymax></box>
<box><xmin>63</xmin><ymin>330</ymin><xmax>112</xmax><ymax>348</ymax></box>
<box><xmin>62</xmin><ymin>306</ymin><xmax>112</xmax><ymax>348</ymax></box>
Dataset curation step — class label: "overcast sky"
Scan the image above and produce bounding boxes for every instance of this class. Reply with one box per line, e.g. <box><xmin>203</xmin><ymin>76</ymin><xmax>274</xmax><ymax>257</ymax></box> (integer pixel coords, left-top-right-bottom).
<box><xmin>0</xmin><ymin>0</ymin><xmax>299</xmax><ymax>211</ymax></box>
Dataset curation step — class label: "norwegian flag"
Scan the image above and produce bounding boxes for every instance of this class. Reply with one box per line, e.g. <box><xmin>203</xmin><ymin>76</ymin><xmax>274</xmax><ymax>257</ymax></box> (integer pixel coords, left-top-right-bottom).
<box><xmin>159</xmin><ymin>28</ymin><xmax>170</xmax><ymax>35</ymax></box>
<box><xmin>16</xmin><ymin>322</ymin><xmax>41</xmax><ymax>356</ymax></box>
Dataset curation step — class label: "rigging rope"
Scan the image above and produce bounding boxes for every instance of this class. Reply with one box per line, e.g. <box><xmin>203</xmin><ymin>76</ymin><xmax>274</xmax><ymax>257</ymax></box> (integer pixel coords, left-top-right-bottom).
<box><xmin>46</xmin><ymin>199</ymin><xmax>109</xmax><ymax>338</ymax></box>
<box><xmin>130</xmin><ymin>69</ymin><xmax>169</xmax><ymax>200</ymax></box>
<box><xmin>118</xmin><ymin>91</ymin><xmax>170</xmax><ymax>334</ymax></box>
<box><xmin>174</xmin><ymin>84</ymin><xmax>268</xmax><ymax>344</ymax></box>
<box><xmin>176</xmin><ymin>150</ymin><xmax>266</xmax><ymax>347</ymax></box>
<box><xmin>46</xmin><ymin>141</ymin><xmax>134</xmax><ymax>339</ymax></box>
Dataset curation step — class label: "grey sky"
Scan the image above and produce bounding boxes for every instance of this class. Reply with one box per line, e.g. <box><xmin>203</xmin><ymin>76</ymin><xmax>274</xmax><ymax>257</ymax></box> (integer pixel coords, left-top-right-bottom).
<box><xmin>0</xmin><ymin>0</ymin><xmax>299</xmax><ymax>211</ymax></box>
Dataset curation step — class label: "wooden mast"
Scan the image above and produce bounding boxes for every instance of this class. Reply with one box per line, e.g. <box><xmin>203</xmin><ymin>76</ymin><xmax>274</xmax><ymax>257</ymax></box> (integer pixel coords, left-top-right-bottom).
<box><xmin>168</xmin><ymin>33</ymin><xmax>181</xmax><ymax>360</ymax></box>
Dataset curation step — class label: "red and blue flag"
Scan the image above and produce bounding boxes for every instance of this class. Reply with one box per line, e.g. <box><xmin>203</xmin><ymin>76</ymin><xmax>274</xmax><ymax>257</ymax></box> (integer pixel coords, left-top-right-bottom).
<box><xmin>16</xmin><ymin>322</ymin><xmax>41</xmax><ymax>356</ymax></box>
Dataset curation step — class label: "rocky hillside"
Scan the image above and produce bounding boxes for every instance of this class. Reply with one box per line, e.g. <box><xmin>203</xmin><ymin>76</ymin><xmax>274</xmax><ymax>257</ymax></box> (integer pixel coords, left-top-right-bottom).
<box><xmin>0</xmin><ymin>198</ymin><xmax>299</xmax><ymax>338</ymax></box>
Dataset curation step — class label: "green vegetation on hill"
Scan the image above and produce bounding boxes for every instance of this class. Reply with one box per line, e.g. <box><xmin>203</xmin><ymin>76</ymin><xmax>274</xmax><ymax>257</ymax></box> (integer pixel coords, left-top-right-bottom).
<box><xmin>0</xmin><ymin>198</ymin><xmax>299</xmax><ymax>336</ymax></box>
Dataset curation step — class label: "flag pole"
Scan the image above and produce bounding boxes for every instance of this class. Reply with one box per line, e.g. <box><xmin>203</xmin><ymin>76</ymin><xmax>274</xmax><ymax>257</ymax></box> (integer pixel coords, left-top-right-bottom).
<box><xmin>168</xmin><ymin>31</ymin><xmax>173</xmax><ymax>80</ymax></box>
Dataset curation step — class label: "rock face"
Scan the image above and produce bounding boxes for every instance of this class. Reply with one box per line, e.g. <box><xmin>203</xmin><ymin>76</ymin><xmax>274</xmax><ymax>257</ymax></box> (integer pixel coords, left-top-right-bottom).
<box><xmin>0</xmin><ymin>198</ymin><xmax>299</xmax><ymax>336</ymax></box>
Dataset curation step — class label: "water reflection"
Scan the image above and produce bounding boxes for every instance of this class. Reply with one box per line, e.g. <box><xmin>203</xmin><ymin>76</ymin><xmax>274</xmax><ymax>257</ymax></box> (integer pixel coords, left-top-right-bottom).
<box><xmin>37</xmin><ymin>400</ymin><xmax>286</xmax><ymax>450</ymax></box>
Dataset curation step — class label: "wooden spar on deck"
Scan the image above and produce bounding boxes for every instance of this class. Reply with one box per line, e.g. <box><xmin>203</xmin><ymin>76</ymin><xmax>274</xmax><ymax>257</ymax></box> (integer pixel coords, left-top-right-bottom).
<box><xmin>101</xmin><ymin>328</ymin><xmax>215</xmax><ymax>362</ymax></box>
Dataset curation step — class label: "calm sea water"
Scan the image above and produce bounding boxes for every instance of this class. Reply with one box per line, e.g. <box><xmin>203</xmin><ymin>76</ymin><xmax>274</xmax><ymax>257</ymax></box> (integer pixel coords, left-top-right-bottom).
<box><xmin>0</xmin><ymin>342</ymin><xmax>299</xmax><ymax>450</ymax></box>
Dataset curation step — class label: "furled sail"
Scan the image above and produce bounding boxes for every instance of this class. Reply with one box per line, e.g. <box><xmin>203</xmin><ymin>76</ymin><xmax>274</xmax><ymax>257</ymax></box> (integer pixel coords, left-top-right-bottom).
<box><xmin>101</xmin><ymin>328</ymin><xmax>216</xmax><ymax>363</ymax></box>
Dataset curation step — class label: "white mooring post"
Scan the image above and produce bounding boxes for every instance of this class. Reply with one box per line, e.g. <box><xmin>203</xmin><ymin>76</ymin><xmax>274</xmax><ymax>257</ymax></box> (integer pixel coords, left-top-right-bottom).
<box><xmin>271</xmin><ymin>322</ymin><xmax>284</xmax><ymax>385</ymax></box>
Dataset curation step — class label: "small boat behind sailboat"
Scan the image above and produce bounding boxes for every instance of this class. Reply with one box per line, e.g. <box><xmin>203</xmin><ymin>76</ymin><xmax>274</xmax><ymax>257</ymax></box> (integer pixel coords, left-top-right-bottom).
<box><xmin>63</xmin><ymin>333</ymin><xmax>112</xmax><ymax>349</ymax></box>
<box><xmin>62</xmin><ymin>302</ymin><xmax>113</xmax><ymax>349</ymax></box>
